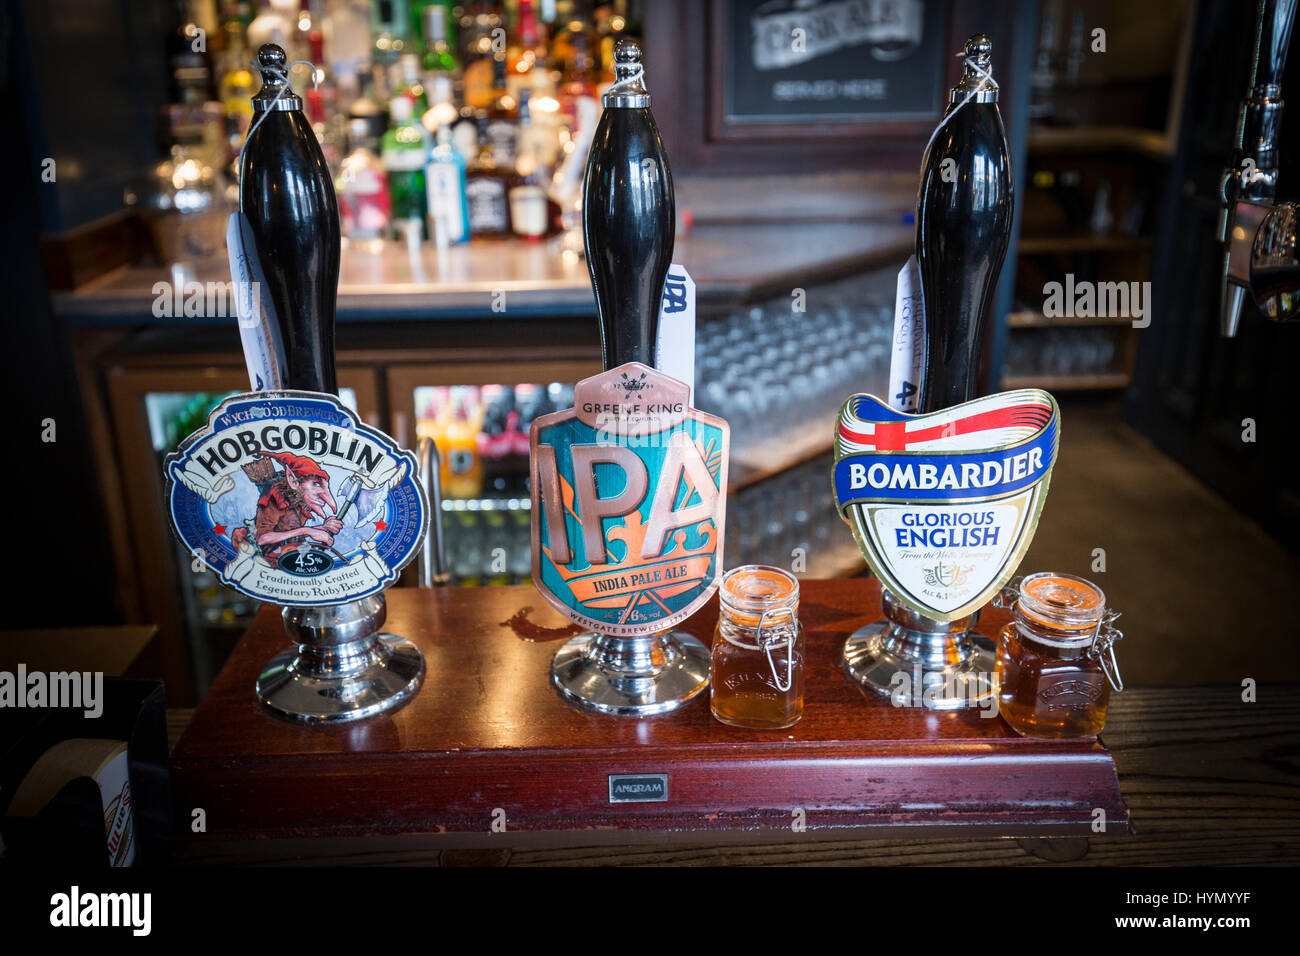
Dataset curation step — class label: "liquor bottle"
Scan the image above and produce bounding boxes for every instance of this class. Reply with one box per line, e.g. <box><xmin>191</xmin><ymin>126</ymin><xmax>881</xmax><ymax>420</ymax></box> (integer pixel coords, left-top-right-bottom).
<box><xmin>169</xmin><ymin>0</ymin><xmax>218</xmax><ymax>107</ymax></box>
<box><xmin>556</xmin><ymin>0</ymin><xmax>598</xmax><ymax>117</ymax></box>
<box><xmin>370</xmin><ymin>0</ymin><xmax>410</xmax><ymax>99</ymax></box>
<box><xmin>509</xmin><ymin>91</ymin><xmax>552</xmax><ymax>239</ymax></box>
<box><xmin>419</xmin><ymin>2</ymin><xmax>460</xmax><ymax>111</ymax></box>
<box><xmin>304</xmin><ymin>31</ymin><xmax>337</xmax><ymax>124</ymax></box>
<box><xmin>465</xmin><ymin>113</ymin><xmax>515</xmax><ymax>238</ymax></box>
<box><xmin>450</xmin><ymin>104</ymin><xmax>480</xmax><ymax>163</ymax></box>
<box><xmin>338</xmin><ymin>117</ymin><xmax>391</xmax><ymax>249</ymax></box>
<box><xmin>516</xmin><ymin>84</ymin><xmax>560</xmax><ymax>171</ymax></box>
<box><xmin>239</xmin><ymin>42</ymin><xmax>341</xmax><ymax>393</ymax></box>
<box><xmin>461</xmin><ymin>1</ymin><xmax>503</xmax><ymax>110</ymax></box>
<box><xmin>550</xmin><ymin>0</ymin><xmax>579</xmax><ymax>73</ymax></box>
<box><xmin>219</xmin><ymin>26</ymin><xmax>256</xmax><ymax>151</ymax></box>
<box><xmin>409</xmin><ymin>0</ymin><xmax>453</xmax><ymax>49</ymax></box>
<box><xmin>426</xmin><ymin>125</ymin><xmax>471</xmax><ymax>246</ymax></box>
<box><xmin>915</xmin><ymin>35</ymin><xmax>1013</xmax><ymax>412</ymax></box>
<box><xmin>507</xmin><ymin>0</ymin><xmax>547</xmax><ymax>103</ymax></box>
<box><xmin>220</xmin><ymin>0</ymin><xmax>254</xmax><ymax>32</ymax></box>
<box><xmin>582</xmin><ymin>38</ymin><xmax>673</xmax><ymax>368</ymax></box>
<box><xmin>395</xmin><ymin>52</ymin><xmax>430</xmax><ymax>115</ymax></box>
<box><xmin>291</xmin><ymin>0</ymin><xmax>315</xmax><ymax>63</ymax></box>
<box><xmin>456</xmin><ymin>1</ymin><xmax>478</xmax><ymax>61</ymax></box>
<box><xmin>347</xmin><ymin>67</ymin><xmax>387</xmax><ymax>145</ymax></box>
<box><xmin>305</xmin><ymin>31</ymin><xmax>345</xmax><ymax>174</ymax></box>
<box><xmin>485</xmin><ymin>55</ymin><xmax>519</xmax><ymax>166</ymax></box>
<box><xmin>594</xmin><ymin>0</ymin><xmax>626</xmax><ymax>84</ymax></box>
<box><xmin>381</xmin><ymin>95</ymin><xmax>430</xmax><ymax>239</ymax></box>
<box><xmin>322</xmin><ymin>0</ymin><xmax>371</xmax><ymax>86</ymax></box>
<box><xmin>247</xmin><ymin>0</ymin><xmax>299</xmax><ymax>59</ymax></box>
<box><xmin>462</xmin><ymin>56</ymin><xmax>495</xmax><ymax>113</ymax></box>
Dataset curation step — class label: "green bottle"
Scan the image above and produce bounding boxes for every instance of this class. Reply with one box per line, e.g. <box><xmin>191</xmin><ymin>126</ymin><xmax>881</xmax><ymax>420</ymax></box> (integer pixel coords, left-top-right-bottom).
<box><xmin>420</xmin><ymin>2</ymin><xmax>460</xmax><ymax>109</ymax></box>
<box><xmin>411</xmin><ymin>0</ymin><xmax>456</xmax><ymax>49</ymax></box>
<box><xmin>382</xmin><ymin>96</ymin><xmax>430</xmax><ymax>239</ymax></box>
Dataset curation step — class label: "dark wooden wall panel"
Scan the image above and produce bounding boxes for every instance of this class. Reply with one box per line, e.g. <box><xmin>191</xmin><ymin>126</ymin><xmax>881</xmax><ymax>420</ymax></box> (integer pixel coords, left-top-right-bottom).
<box><xmin>1125</xmin><ymin>0</ymin><xmax>1299</xmax><ymax>546</ymax></box>
<box><xmin>16</xmin><ymin>0</ymin><xmax>169</xmax><ymax>233</ymax></box>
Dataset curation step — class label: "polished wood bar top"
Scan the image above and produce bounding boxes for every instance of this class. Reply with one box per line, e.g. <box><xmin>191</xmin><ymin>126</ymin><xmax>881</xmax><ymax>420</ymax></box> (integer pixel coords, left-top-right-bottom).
<box><xmin>174</xmin><ymin>580</ymin><xmax>1023</xmax><ymax>757</ymax></box>
<box><xmin>170</xmin><ymin>580</ymin><xmax>1128</xmax><ymax>849</ymax></box>
<box><xmin>54</xmin><ymin>221</ymin><xmax>912</xmax><ymax>320</ymax></box>
<box><xmin>168</xmin><ymin>684</ymin><xmax>1300</xmax><ymax>865</ymax></box>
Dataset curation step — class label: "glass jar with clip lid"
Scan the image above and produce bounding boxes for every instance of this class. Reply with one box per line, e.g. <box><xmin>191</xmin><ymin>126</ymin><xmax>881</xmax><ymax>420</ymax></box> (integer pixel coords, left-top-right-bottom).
<box><xmin>993</xmin><ymin>572</ymin><xmax>1125</xmax><ymax>738</ymax></box>
<box><xmin>710</xmin><ymin>565</ymin><xmax>805</xmax><ymax>729</ymax></box>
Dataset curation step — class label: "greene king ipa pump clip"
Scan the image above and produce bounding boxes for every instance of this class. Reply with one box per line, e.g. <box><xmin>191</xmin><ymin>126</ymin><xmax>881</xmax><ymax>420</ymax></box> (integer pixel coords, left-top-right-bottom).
<box><xmin>530</xmin><ymin>40</ymin><xmax>730</xmax><ymax>716</ymax></box>
<box><xmin>165</xmin><ymin>45</ymin><xmax>428</xmax><ymax>724</ymax></box>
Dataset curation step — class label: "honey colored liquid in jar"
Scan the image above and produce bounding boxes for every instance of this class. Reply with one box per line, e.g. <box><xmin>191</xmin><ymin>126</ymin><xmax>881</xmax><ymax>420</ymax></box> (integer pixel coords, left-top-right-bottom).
<box><xmin>711</xmin><ymin>566</ymin><xmax>804</xmax><ymax>730</ymax></box>
<box><xmin>996</xmin><ymin>623</ymin><xmax>1108</xmax><ymax>737</ymax></box>
<box><xmin>712</xmin><ymin>629</ymin><xmax>804</xmax><ymax>729</ymax></box>
<box><xmin>994</xmin><ymin>572</ymin><xmax>1120</xmax><ymax>738</ymax></box>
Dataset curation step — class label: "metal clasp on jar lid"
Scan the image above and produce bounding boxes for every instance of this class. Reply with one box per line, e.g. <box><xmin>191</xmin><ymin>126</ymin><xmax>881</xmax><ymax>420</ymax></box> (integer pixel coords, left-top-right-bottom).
<box><xmin>1087</xmin><ymin>608</ymin><xmax>1125</xmax><ymax>693</ymax></box>
<box><xmin>757</xmin><ymin>606</ymin><xmax>797</xmax><ymax>692</ymax></box>
<box><xmin>992</xmin><ymin>575</ymin><xmax>1024</xmax><ymax>611</ymax></box>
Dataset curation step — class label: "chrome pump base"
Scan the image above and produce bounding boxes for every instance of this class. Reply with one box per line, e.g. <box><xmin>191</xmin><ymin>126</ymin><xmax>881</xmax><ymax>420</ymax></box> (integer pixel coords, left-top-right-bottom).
<box><xmin>552</xmin><ymin>630</ymin><xmax>710</xmax><ymax>717</ymax></box>
<box><xmin>256</xmin><ymin>594</ymin><xmax>425</xmax><ymax>724</ymax></box>
<box><xmin>843</xmin><ymin>590</ymin><xmax>994</xmax><ymax>710</ymax></box>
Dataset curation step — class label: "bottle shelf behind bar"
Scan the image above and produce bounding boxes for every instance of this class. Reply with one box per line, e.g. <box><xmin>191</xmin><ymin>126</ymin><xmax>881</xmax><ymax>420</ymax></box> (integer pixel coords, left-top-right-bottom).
<box><xmin>156</xmin><ymin>1</ymin><xmax>646</xmax><ymax>267</ymax></box>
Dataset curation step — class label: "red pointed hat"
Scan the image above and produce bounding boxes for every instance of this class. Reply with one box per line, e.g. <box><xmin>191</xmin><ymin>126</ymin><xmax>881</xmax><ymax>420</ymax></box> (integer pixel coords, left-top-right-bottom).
<box><xmin>264</xmin><ymin>451</ymin><xmax>329</xmax><ymax>483</ymax></box>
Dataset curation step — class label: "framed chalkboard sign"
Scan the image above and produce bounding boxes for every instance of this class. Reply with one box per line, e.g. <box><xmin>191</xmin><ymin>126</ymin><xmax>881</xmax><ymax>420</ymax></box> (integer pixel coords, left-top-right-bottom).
<box><xmin>711</xmin><ymin>0</ymin><xmax>951</xmax><ymax>140</ymax></box>
<box><xmin>644</xmin><ymin>0</ymin><xmax>1020</xmax><ymax>174</ymax></box>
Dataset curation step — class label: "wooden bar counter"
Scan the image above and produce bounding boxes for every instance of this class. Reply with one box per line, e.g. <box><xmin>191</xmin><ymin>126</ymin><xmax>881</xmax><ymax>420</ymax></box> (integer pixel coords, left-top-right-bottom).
<box><xmin>170</xmin><ymin>579</ymin><xmax>1129</xmax><ymax>858</ymax></box>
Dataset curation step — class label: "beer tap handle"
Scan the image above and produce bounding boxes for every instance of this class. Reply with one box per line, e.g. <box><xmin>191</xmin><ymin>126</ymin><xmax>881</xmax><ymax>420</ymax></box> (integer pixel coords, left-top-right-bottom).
<box><xmin>582</xmin><ymin>39</ymin><xmax>675</xmax><ymax>371</ymax></box>
<box><xmin>916</xmin><ymin>35</ymin><xmax>1014</xmax><ymax>412</ymax></box>
<box><xmin>1219</xmin><ymin>0</ymin><xmax>1297</xmax><ymax>336</ymax></box>
<box><xmin>241</xmin><ymin>43</ymin><xmax>341</xmax><ymax>392</ymax></box>
<box><xmin>1255</xmin><ymin>0</ymin><xmax>1297</xmax><ymax>105</ymax></box>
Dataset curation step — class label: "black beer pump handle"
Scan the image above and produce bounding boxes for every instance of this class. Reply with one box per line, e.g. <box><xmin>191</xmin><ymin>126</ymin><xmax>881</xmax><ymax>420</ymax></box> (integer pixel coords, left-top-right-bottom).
<box><xmin>582</xmin><ymin>38</ymin><xmax>675</xmax><ymax>371</ymax></box>
<box><xmin>1254</xmin><ymin>0</ymin><xmax>1298</xmax><ymax>94</ymax></box>
<box><xmin>1235</xmin><ymin>0</ymin><xmax>1297</xmax><ymax>184</ymax></box>
<box><xmin>916</xmin><ymin>35</ymin><xmax>1014</xmax><ymax>413</ymax></box>
<box><xmin>241</xmin><ymin>43</ymin><xmax>341</xmax><ymax>395</ymax></box>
